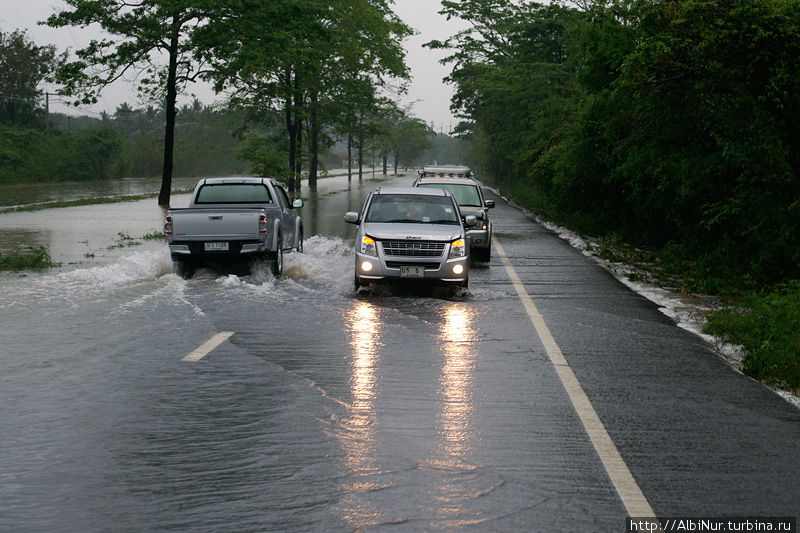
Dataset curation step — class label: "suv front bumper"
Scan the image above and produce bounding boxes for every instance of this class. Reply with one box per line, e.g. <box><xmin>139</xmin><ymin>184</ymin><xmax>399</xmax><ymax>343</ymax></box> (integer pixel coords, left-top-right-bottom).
<box><xmin>354</xmin><ymin>251</ymin><xmax>468</xmax><ymax>285</ymax></box>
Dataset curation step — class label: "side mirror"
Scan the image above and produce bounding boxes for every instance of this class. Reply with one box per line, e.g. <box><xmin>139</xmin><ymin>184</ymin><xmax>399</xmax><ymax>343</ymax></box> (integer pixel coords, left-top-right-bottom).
<box><xmin>464</xmin><ymin>215</ymin><xmax>478</xmax><ymax>227</ymax></box>
<box><xmin>292</xmin><ymin>198</ymin><xmax>304</xmax><ymax>208</ymax></box>
<box><xmin>344</xmin><ymin>212</ymin><xmax>361</xmax><ymax>224</ymax></box>
<box><xmin>485</xmin><ymin>199</ymin><xmax>495</xmax><ymax>209</ymax></box>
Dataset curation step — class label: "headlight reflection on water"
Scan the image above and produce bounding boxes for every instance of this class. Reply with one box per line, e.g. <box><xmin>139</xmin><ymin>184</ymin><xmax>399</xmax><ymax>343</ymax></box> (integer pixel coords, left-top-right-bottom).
<box><xmin>430</xmin><ymin>304</ymin><xmax>483</xmax><ymax>527</ymax></box>
<box><xmin>349</xmin><ymin>301</ymin><xmax>382</xmax><ymax>417</ymax></box>
<box><xmin>338</xmin><ymin>300</ymin><xmax>483</xmax><ymax>529</ymax></box>
<box><xmin>338</xmin><ymin>300</ymin><xmax>385</xmax><ymax>527</ymax></box>
<box><xmin>437</xmin><ymin>305</ymin><xmax>479</xmax><ymax>459</ymax></box>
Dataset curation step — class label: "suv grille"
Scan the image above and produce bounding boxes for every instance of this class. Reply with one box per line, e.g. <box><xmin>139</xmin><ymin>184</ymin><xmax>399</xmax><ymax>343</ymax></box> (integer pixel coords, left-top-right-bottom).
<box><xmin>386</xmin><ymin>261</ymin><xmax>441</xmax><ymax>270</ymax></box>
<box><xmin>381</xmin><ymin>240</ymin><xmax>445</xmax><ymax>257</ymax></box>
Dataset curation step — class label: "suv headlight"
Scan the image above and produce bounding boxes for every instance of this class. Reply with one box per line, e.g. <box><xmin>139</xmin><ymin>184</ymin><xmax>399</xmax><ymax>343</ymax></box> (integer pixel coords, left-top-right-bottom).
<box><xmin>449</xmin><ymin>239</ymin><xmax>466</xmax><ymax>258</ymax></box>
<box><xmin>360</xmin><ymin>235</ymin><xmax>378</xmax><ymax>256</ymax></box>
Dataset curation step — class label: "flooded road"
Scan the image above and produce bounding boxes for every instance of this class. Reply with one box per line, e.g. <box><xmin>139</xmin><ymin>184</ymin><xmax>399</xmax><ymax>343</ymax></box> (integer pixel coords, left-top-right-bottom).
<box><xmin>1</xmin><ymin>174</ymin><xmax>798</xmax><ymax>531</ymax></box>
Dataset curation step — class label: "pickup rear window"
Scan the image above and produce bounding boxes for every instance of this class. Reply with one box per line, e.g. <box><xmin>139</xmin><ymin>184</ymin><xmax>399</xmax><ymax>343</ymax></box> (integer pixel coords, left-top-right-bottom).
<box><xmin>195</xmin><ymin>184</ymin><xmax>273</xmax><ymax>204</ymax></box>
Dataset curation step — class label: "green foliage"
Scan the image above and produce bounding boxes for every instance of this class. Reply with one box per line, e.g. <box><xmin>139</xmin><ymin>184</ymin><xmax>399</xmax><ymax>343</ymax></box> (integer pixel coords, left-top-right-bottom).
<box><xmin>46</xmin><ymin>1</ymin><xmax>208</xmax><ymax>106</ymax></box>
<box><xmin>46</xmin><ymin>0</ymin><xmax>217</xmax><ymax>204</ymax></box>
<box><xmin>391</xmin><ymin>118</ymin><xmax>435</xmax><ymax>169</ymax></box>
<box><xmin>0</xmin><ymin>124</ymin><xmax>125</xmax><ymax>182</ymax></box>
<box><xmin>205</xmin><ymin>0</ymin><xmax>413</xmax><ymax>188</ymax></box>
<box><xmin>705</xmin><ymin>284</ymin><xmax>800</xmax><ymax>391</ymax></box>
<box><xmin>238</xmin><ymin>133</ymin><xmax>289</xmax><ymax>179</ymax></box>
<box><xmin>0</xmin><ymin>246</ymin><xmax>58</xmax><ymax>270</ymax></box>
<box><xmin>140</xmin><ymin>231</ymin><xmax>165</xmax><ymax>240</ymax></box>
<box><xmin>436</xmin><ymin>0</ymin><xmax>800</xmax><ymax>291</ymax></box>
<box><xmin>0</xmin><ymin>101</ymin><xmax>246</xmax><ymax>183</ymax></box>
<box><xmin>0</xmin><ymin>29</ymin><xmax>62</xmax><ymax>127</ymax></box>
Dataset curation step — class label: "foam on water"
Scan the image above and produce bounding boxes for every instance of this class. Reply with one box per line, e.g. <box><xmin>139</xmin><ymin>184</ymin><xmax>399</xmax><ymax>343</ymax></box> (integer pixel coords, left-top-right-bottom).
<box><xmin>209</xmin><ymin>235</ymin><xmax>356</xmax><ymax>299</ymax></box>
<box><xmin>0</xmin><ymin>246</ymin><xmax>202</xmax><ymax>318</ymax></box>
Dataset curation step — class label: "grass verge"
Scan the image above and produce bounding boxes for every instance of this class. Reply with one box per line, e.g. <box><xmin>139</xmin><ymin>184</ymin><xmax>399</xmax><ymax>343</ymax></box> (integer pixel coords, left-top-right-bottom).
<box><xmin>704</xmin><ymin>284</ymin><xmax>800</xmax><ymax>393</ymax></box>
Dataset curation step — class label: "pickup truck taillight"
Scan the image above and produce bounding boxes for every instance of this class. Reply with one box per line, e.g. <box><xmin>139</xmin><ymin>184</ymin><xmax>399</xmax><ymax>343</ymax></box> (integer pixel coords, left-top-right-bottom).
<box><xmin>165</xmin><ymin>216</ymin><xmax>173</xmax><ymax>236</ymax></box>
<box><xmin>259</xmin><ymin>215</ymin><xmax>267</xmax><ymax>235</ymax></box>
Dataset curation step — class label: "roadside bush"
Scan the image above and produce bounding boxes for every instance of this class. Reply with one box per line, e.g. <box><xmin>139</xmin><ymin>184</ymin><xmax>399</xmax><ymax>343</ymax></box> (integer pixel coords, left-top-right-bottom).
<box><xmin>0</xmin><ymin>246</ymin><xmax>58</xmax><ymax>270</ymax></box>
<box><xmin>704</xmin><ymin>284</ymin><xmax>800</xmax><ymax>392</ymax></box>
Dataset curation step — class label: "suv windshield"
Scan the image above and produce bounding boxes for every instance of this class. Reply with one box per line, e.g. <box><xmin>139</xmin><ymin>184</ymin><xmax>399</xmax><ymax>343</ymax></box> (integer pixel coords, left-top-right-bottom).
<box><xmin>417</xmin><ymin>183</ymin><xmax>481</xmax><ymax>207</ymax></box>
<box><xmin>366</xmin><ymin>194</ymin><xmax>459</xmax><ymax>224</ymax></box>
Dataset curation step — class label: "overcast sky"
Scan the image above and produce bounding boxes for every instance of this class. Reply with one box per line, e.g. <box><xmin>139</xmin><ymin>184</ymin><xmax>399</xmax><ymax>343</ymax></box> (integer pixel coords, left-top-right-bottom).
<box><xmin>0</xmin><ymin>0</ymin><xmax>469</xmax><ymax>131</ymax></box>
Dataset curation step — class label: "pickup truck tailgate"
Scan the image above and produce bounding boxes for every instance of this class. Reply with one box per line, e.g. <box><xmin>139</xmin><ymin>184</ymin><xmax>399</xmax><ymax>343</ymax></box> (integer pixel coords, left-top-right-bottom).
<box><xmin>171</xmin><ymin>208</ymin><xmax>261</xmax><ymax>240</ymax></box>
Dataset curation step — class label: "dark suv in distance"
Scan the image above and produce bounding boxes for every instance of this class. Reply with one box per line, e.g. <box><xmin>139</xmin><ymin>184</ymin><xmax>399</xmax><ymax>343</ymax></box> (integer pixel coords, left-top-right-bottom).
<box><xmin>413</xmin><ymin>166</ymin><xmax>494</xmax><ymax>262</ymax></box>
<box><xmin>344</xmin><ymin>186</ymin><xmax>477</xmax><ymax>290</ymax></box>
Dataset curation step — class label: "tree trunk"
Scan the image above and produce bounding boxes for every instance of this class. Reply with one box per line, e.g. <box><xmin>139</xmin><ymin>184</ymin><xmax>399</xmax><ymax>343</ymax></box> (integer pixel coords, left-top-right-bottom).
<box><xmin>291</xmin><ymin>73</ymin><xmax>303</xmax><ymax>193</ymax></box>
<box><xmin>285</xmin><ymin>70</ymin><xmax>296</xmax><ymax>191</ymax></box>
<box><xmin>358</xmin><ymin>140</ymin><xmax>363</xmax><ymax>182</ymax></box>
<box><xmin>347</xmin><ymin>133</ymin><xmax>352</xmax><ymax>182</ymax></box>
<box><xmin>294</xmin><ymin>115</ymin><xmax>302</xmax><ymax>193</ymax></box>
<box><xmin>358</xmin><ymin>116</ymin><xmax>363</xmax><ymax>182</ymax></box>
<box><xmin>382</xmin><ymin>153</ymin><xmax>388</xmax><ymax>175</ymax></box>
<box><xmin>158</xmin><ymin>13</ymin><xmax>181</xmax><ymax>207</ymax></box>
<box><xmin>309</xmin><ymin>92</ymin><xmax>319</xmax><ymax>189</ymax></box>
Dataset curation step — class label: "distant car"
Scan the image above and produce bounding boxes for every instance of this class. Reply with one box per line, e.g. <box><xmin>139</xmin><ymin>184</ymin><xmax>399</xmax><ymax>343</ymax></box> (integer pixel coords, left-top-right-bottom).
<box><xmin>414</xmin><ymin>168</ymin><xmax>494</xmax><ymax>262</ymax></box>
<box><xmin>344</xmin><ymin>186</ymin><xmax>477</xmax><ymax>290</ymax></box>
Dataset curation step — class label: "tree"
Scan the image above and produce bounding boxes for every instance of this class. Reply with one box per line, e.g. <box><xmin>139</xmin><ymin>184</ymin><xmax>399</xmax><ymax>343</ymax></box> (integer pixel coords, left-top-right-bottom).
<box><xmin>46</xmin><ymin>1</ymin><xmax>213</xmax><ymax>206</ymax></box>
<box><xmin>0</xmin><ymin>29</ymin><xmax>60</xmax><ymax>127</ymax></box>
<box><xmin>205</xmin><ymin>0</ymin><xmax>411</xmax><ymax>190</ymax></box>
<box><xmin>391</xmin><ymin>117</ymin><xmax>434</xmax><ymax>171</ymax></box>
<box><xmin>428</xmin><ymin>1</ymin><xmax>584</xmax><ymax>189</ymax></box>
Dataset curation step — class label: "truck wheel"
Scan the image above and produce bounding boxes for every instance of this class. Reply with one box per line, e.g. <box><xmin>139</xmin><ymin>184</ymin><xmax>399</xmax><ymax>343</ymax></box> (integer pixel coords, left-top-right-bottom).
<box><xmin>271</xmin><ymin>237</ymin><xmax>283</xmax><ymax>276</ymax></box>
<box><xmin>174</xmin><ymin>259</ymin><xmax>195</xmax><ymax>279</ymax></box>
<box><xmin>474</xmin><ymin>246</ymin><xmax>491</xmax><ymax>262</ymax></box>
<box><xmin>297</xmin><ymin>230</ymin><xmax>304</xmax><ymax>253</ymax></box>
<box><xmin>354</xmin><ymin>274</ymin><xmax>361</xmax><ymax>291</ymax></box>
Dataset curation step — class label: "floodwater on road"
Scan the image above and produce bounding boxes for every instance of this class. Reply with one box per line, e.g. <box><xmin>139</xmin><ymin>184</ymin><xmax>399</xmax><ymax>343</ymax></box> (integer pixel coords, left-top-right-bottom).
<box><xmin>6</xmin><ymin>172</ymin><xmax>608</xmax><ymax>532</ymax></box>
<box><xmin>2</xmin><ymin>172</ymin><xmax>798</xmax><ymax>532</ymax></box>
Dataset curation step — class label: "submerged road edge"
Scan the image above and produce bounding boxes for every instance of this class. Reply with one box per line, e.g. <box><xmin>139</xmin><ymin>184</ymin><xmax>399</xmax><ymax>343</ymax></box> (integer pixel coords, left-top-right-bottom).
<box><xmin>493</xmin><ymin>236</ymin><xmax>659</xmax><ymax>521</ymax></box>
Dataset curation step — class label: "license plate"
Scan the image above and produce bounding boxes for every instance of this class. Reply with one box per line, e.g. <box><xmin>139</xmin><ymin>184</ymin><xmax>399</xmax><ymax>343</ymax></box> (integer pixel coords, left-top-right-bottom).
<box><xmin>400</xmin><ymin>266</ymin><xmax>424</xmax><ymax>278</ymax></box>
<box><xmin>204</xmin><ymin>241</ymin><xmax>229</xmax><ymax>251</ymax></box>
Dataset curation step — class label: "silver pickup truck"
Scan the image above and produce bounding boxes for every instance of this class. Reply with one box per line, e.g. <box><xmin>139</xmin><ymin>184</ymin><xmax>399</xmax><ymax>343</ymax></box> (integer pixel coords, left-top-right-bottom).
<box><xmin>165</xmin><ymin>177</ymin><xmax>303</xmax><ymax>277</ymax></box>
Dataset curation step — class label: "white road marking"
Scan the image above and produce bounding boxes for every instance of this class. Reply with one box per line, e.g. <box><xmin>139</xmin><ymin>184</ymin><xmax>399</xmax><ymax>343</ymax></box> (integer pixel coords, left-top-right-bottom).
<box><xmin>494</xmin><ymin>237</ymin><xmax>659</xmax><ymax>521</ymax></box>
<box><xmin>182</xmin><ymin>332</ymin><xmax>235</xmax><ymax>362</ymax></box>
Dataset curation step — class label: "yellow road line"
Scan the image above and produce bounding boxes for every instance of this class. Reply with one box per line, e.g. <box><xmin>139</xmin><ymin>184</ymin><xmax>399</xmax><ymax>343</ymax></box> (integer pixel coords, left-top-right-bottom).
<box><xmin>494</xmin><ymin>236</ymin><xmax>658</xmax><ymax>520</ymax></box>
<box><xmin>182</xmin><ymin>331</ymin><xmax>235</xmax><ymax>362</ymax></box>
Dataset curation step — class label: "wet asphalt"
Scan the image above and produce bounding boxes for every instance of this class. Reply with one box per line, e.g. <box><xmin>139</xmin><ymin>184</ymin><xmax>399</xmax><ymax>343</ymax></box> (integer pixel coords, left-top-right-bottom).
<box><xmin>0</xmin><ymin>174</ymin><xmax>797</xmax><ymax>532</ymax></box>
